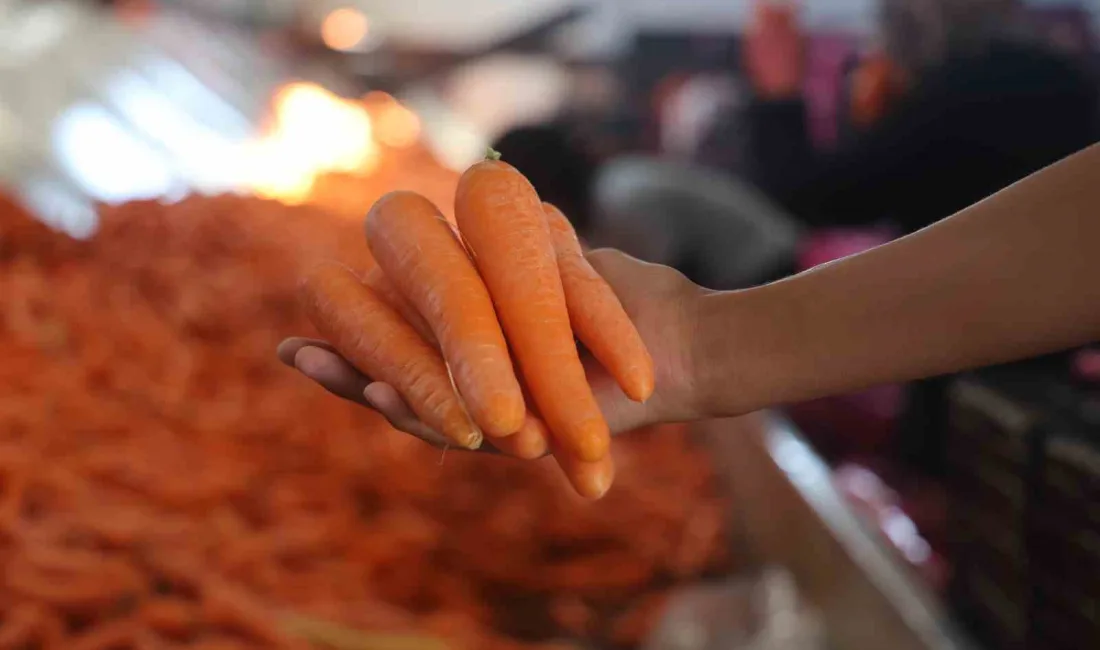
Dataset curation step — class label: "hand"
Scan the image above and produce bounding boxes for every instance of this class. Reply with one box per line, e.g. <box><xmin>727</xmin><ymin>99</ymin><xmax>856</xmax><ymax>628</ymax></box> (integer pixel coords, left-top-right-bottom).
<box><xmin>278</xmin><ymin>250</ymin><xmax>705</xmax><ymax>452</ymax></box>
<box><xmin>743</xmin><ymin>0</ymin><xmax>805</xmax><ymax>100</ymax></box>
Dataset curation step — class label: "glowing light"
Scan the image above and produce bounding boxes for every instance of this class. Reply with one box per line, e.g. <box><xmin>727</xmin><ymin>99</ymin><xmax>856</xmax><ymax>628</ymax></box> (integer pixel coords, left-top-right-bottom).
<box><xmin>374</xmin><ymin>99</ymin><xmax>421</xmax><ymax>148</ymax></box>
<box><xmin>52</xmin><ymin>102</ymin><xmax>175</xmax><ymax>203</ymax></box>
<box><xmin>321</xmin><ymin>7</ymin><xmax>369</xmax><ymax>52</ymax></box>
<box><xmin>243</xmin><ymin>82</ymin><xmax>380</xmax><ymax>205</ymax></box>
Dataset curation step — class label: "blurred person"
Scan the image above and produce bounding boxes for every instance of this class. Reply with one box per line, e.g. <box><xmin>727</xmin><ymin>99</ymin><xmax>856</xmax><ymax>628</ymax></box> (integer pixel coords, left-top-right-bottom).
<box><xmin>280</xmin><ymin>142</ymin><xmax>1100</xmax><ymax>449</ymax></box>
<box><xmin>492</xmin><ymin>123</ymin><xmax>802</xmax><ymax>290</ymax></box>
<box><xmin>742</xmin><ymin>0</ymin><xmax>1100</xmax><ymax>473</ymax></box>
<box><xmin>740</xmin><ymin>0</ymin><xmax>1099</xmax><ymax>232</ymax></box>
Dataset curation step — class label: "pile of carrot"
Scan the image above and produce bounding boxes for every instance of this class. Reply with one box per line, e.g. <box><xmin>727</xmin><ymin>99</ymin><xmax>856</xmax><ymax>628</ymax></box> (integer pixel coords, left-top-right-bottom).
<box><xmin>0</xmin><ymin>189</ymin><xmax>730</xmax><ymax>649</ymax></box>
<box><xmin>301</xmin><ymin>153</ymin><xmax>654</xmax><ymax>499</ymax></box>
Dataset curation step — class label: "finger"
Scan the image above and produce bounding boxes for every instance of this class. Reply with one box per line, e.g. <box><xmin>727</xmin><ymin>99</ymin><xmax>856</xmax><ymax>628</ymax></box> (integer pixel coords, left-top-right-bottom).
<box><xmin>363</xmin><ymin>383</ymin><xmax>453</xmax><ymax>449</ymax></box>
<box><xmin>293</xmin><ymin>346</ymin><xmax>372</xmax><ymax>405</ymax></box>
<box><xmin>587</xmin><ymin>248</ymin><xmax>695</xmax><ymax>308</ymax></box>
<box><xmin>277</xmin><ymin>337</ymin><xmax>337</xmax><ymax>367</ymax></box>
<box><xmin>364</xmin><ymin>383</ymin><xmax>498</xmax><ymax>454</ymax></box>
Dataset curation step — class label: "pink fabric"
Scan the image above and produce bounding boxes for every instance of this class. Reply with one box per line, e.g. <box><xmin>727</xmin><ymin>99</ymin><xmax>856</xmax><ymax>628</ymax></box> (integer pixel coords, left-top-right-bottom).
<box><xmin>797</xmin><ymin>227</ymin><xmax>895</xmax><ymax>271</ymax></box>
<box><xmin>804</xmin><ymin>33</ymin><xmax>858</xmax><ymax>150</ymax></box>
<box><xmin>833</xmin><ymin>463</ymin><xmax>950</xmax><ymax>593</ymax></box>
<box><xmin>1073</xmin><ymin>347</ymin><xmax>1100</xmax><ymax>383</ymax></box>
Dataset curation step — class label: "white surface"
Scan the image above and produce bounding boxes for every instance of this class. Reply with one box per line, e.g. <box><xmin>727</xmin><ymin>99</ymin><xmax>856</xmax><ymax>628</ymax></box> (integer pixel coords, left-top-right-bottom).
<box><xmin>350</xmin><ymin>0</ymin><xmax>579</xmax><ymax>50</ymax></box>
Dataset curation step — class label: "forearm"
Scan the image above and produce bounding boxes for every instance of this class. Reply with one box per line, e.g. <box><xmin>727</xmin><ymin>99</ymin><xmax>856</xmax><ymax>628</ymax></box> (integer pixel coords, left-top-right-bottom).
<box><xmin>694</xmin><ymin>143</ymin><xmax>1100</xmax><ymax>417</ymax></box>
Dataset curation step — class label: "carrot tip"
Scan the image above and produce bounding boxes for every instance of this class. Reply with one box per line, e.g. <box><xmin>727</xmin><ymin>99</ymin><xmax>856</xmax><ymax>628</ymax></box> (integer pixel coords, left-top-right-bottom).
<box><xmin>484</xmin><ymin>147</ymin><xmax>502</xmax><ymax>161</ymax></box>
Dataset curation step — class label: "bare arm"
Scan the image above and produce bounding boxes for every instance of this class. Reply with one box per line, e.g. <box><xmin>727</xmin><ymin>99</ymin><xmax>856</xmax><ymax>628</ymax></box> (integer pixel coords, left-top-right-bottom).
<box><xmin>696</xmin><ymin>142</ymin><xmax>1100</xmax><ymax>417</ymax></box>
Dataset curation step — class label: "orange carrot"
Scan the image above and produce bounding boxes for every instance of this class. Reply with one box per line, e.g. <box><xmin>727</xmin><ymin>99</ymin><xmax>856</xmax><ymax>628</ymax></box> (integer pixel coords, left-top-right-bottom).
<box><xmin>366</xmin><ymin>191</ymin><xmax>525</xmax><ymax>438</ymax></box>
<box><xmin>362</xmin><ymin>265</ymin><xmax>436</xmax><ymax>346</ymax></box>
<box><xmin>491</xmin><ymin>413</ymin><xmax>551</xmax><ymax>460</ymax></box>
<box><xmin>200</xmin><ymin>579</ymin><xmax>302</xmax><ymax>648</ymax></box>
<box><xmin>299</xmin><ymin>261</ymin><xmax>482</xmax><ymax>449</ymax></box>
<box><xmin>140</xmin><ymin>597</ymin><xmax>196</xmax><ymax>638</ymax></box>
<box><xmin>455</xmin><ymin>157</ymin><xmax>609</xmax><ymax>462</ymax></box>
<box><xmin>553</xmin><ymin>443</ymin><xmax>615</xmax><ymax>500</ymax></box>
<box><xmin>0</xmin><ymin>604</ymin><xmax>38</xmax><ymax>649</ymax></box>
<box><xmin>67</xmin><ymin>618</ymin><xmax>138</xmax><ymax>650</ymax></box>
<box><xmin>543</xmin><ymin>203</ymin><xmax>655</xmax><ymax>402</ymax></box>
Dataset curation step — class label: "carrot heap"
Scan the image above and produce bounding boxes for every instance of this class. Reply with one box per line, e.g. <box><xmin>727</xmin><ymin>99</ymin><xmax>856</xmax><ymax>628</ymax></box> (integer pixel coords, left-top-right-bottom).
<box><xmin>0</xmin><ymin>190</ymin><xmax>729</xmax><ymax>649</ymax></box>
<box><xmin>301</xmin><ymin>152</ymin><xmax>656</xmax><ymax>498</ymax></box>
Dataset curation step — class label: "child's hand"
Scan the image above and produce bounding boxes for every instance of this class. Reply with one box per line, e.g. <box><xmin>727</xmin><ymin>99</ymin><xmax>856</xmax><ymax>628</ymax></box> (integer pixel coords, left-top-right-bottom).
<box><xmin>278</xmin><ymin>250</ymin><xmax>705</xmax><ymax>451</ymax></box>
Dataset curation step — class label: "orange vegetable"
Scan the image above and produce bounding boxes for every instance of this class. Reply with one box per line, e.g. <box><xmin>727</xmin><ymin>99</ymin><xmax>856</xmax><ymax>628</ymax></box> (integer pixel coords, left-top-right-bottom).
<box><xmin>490</xmin><ymin>413</ymin><xmax>551</xmax><ymax>460</ymax></box>
<box><xmin>299</xmin><ymin>261</ymin><xmax>482</xmax><ymax>449</ymax></box>
<box><xmin>141</xmin><ymin>597</ymin><xmax>197</xmax><ymax>638</ymax></box>
<box><xmin>363</xmin><ymin>265</ymin><xmax>436</xmax><ymax>346</ymax></box>
<box><xmin>67</xmin><ymin>618</ymin><xmax>138</xmax><ymax>650</ymax></box>
<box><xmin>0</xmin><ymin>191</ymin><xmax>732</xmax><ymax>650</ymax></box>
<box><xmin>366</xmin><ymin>191</ymin><xmax>525</xmax><ymax>438</ymax></box>
<box><xmin>494</xmin><ymin>405</ymin><xmax>611</xmax><ymax>499</ymax></box>
<box><xmin>553</xmin><ymin>442</ymin><xmax>615</xmax><ymax>500</ymax></box>
<box><xmin>455</xmin><ymin>157</ymin><xmax>610</xmax><ymax>462</ymax></box>
<box><xmin>0</xmin><ymin>604</ymin><xmax>39</xmax><ymax>649</ymax></box>
<box><xmin>543</xmin><ymin>203</ymin><xmax>655</xmax><ymax>402</ymax></box>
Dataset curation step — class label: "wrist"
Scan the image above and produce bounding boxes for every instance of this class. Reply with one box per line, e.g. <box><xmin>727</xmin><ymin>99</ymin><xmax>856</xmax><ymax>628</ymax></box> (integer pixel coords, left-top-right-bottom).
<box><xmin>689</xmin><ymin>283</ymin><xmax>802</xmax><ymax>418</ymax></box>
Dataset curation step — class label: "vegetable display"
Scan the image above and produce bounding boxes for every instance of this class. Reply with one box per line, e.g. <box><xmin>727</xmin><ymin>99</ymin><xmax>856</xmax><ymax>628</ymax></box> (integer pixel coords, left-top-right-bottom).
<box><xmin>0</xmin><ymin>191</ymin><xmax>731</xmax><ymax>649</ymax></box>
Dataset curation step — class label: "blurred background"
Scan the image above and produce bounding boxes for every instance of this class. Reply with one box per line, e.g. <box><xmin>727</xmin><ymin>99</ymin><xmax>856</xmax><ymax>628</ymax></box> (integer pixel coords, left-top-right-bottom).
<box><xmin>0</xmin><ymin>0</ymin><xmax>1099</xmax><ymax>648</ymax></box>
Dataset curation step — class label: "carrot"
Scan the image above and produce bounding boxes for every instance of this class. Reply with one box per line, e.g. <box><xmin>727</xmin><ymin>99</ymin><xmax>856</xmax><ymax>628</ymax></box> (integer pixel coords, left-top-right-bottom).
<box><xmin>200</xmin><ymin>579</ymin><xmax>294</xmax><ymax>647</ymax></box>
<box><xmin>191</xmin><ymin>637</ymin><xmax>254</xmax><ymax>650</ymax></box>
<box><xmin>366</xmin><ymin>191</ymin><xmax>525</xmax><ymax>437</ymax></box>
<box><xmin>455</xmin><ymin>157</ymin><xmax>610</xmax><ymax>462</ymax></box>
<box><xmin>543</xmin><ymin>203</ymin><xmax>655</xmax><ymax>402</ymax></box>
<box><xmin>299</xmin><ymin>261</ymin><xmax>482</xmax><ymax>449</ymax></box>
<box><xmin>0</xmin><ymin>604</ymin><xmax>38</xmax><ymax>649</ymax></box>
<box><xmin>553</xmin><ymin>444</ymin><xmax>615</xmax><ymax>500</ymax></box>
<box><xmin>67</xmin><ymin>618</ymin><xmax>138</xmax><ymax>650</ymax></box>
<box><xmin>490</xmin><ymin>413</ymin><xmax>550</xmax><ymax>460</ymax></box>
<box><xmin>362</xmin><ymin>265</ymin><xmax>436</xmax><ymax>346</ymax></box>
<box><xmin>140</xmin><ymin>597</ymin><xmax>196</xmax><ymax>638</ymax></box>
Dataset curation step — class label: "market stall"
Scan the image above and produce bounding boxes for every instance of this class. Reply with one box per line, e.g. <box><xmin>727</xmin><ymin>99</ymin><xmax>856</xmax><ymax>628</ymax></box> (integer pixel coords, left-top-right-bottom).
<box><xmin>0</xmin><ymin>2</ymin><xmax>976</xmax><ymax>648</ymax></box>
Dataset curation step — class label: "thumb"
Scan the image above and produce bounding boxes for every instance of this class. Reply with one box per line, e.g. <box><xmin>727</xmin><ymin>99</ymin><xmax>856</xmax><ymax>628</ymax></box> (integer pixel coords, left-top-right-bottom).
<box><xmin>585</xmin><ymin>248</ymin><xmax>643</xmax><ymax>285</ymax></box>
<box><xmin>586</xmin><ymin>249</ymin><xmax>694</xmax><ymax>312</ymax></box>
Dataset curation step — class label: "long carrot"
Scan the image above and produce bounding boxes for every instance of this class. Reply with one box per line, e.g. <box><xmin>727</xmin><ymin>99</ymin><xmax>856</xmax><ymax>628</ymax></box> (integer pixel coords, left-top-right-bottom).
<box><xmin>67</xmin><ymin>618</ymin><xmax>138</xmax><ymax>650</ymax></box>
<box><xmin>543</xmin><ymin>203</ymin><xmax>655</xmax><ymax>402</ymax></box>
<box><xmin>455</xmin><ymin>156</ymin><xmax>610</xmax><ymax>462</ymax></box>
<box><xmin>366</xmin><ymin>191</ymin><xmax>525</xmax><ymax>438</ymax></box>
<box><xmin>553</xmin><ymin>444</ymin><xmax>615</xmax><ymax>500</ymax></box>
<box><xmin>362</xmin><ymin>266</ymin><xmax>436</xmax><ymax>347</ymax></box>
<box><xmin>299</xmin><ymin>262</ymin><xmax>482</xmax><ymax>449</ymax></box>
<box><xmin>140</xmin><ymin>597</ymin><xmax>196</xmax><ymax>638</ymax></box>
<box><xmin>490</xmin><ymin>413</ymin><xmax>550</xmax><ymax>460</ymax></box>
<box><xmin>0</xmin><ymin>604</ymin><xmax>38</xmax><ymax>649</ymax></box>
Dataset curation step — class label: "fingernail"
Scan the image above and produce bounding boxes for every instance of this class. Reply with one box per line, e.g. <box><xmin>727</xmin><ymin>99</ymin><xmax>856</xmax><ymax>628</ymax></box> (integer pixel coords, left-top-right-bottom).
<box><xmin>466</xmin><ymin>430</ymin><xmax>484</xmax><ymax>451</ymax></box>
